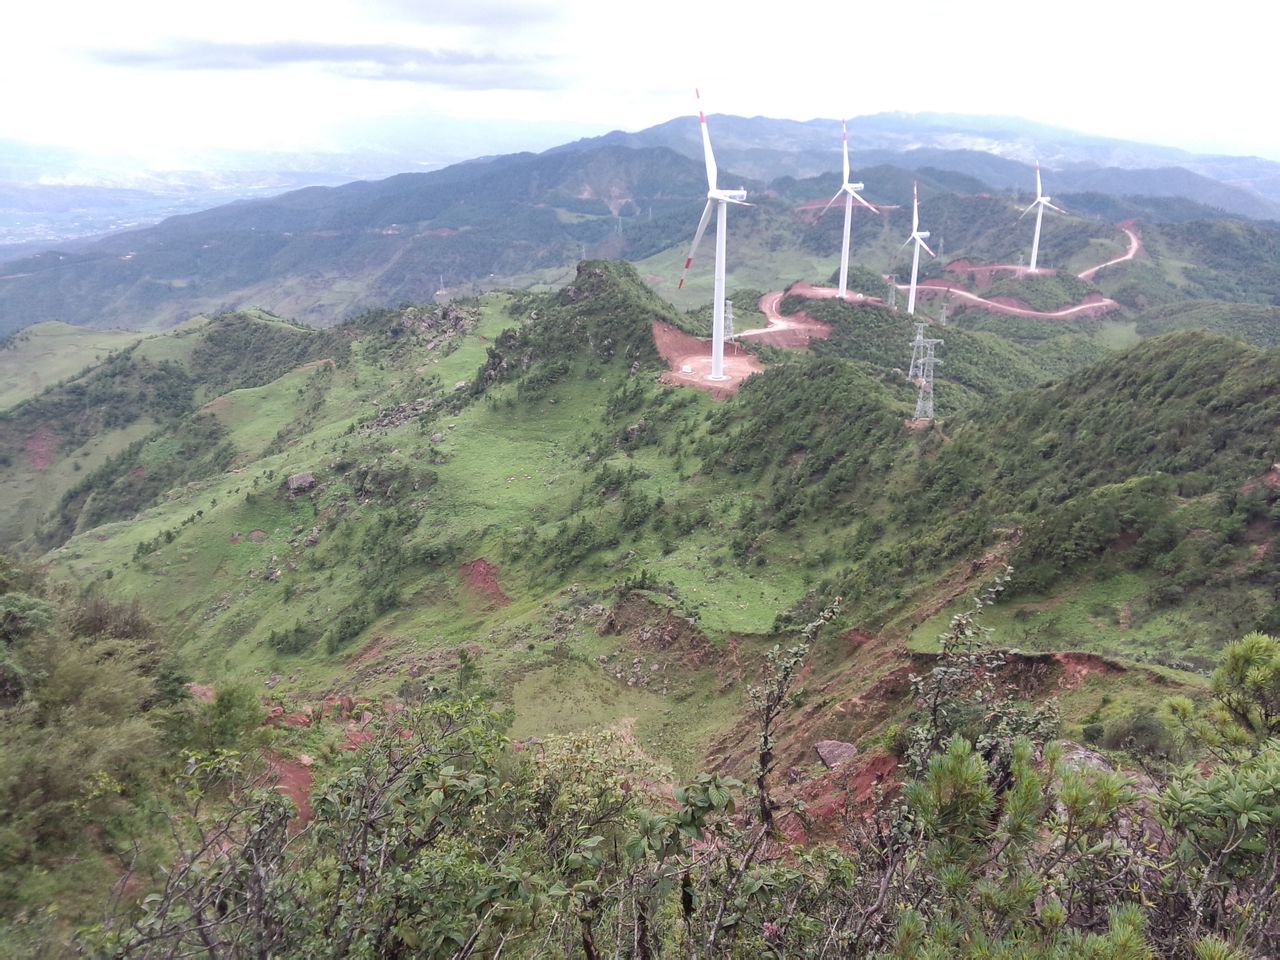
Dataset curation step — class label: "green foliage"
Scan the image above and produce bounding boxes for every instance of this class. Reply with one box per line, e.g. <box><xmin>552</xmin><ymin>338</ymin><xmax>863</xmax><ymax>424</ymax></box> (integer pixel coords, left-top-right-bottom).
<box><xmin>187</xmin><ymin>312</ymin><xmax>350</xmax><ymax>397</ymax></box>
<box><xmin>984</xmin><ymin>271</ymin><xmax>1098</xmax><ymax>312</ymax></box>
<box><xmin>0</xmin><ymin>576</ymin><xmax>180</xmax><ymax>932</ymax></box>
<box><xmin>906</xmin><ymin>570</ymin><xmax>1060</xmax><ymax>774</ymax></box>
<box><xmin>1135</xmin><ymin>300</ymin><xmax>1280</xmax><ymax>348</ymax></box>
<box><xmin>704</xmin><ymin>355</ymin><xmax>903</xmax><ymax>528</ymax></box>
<box><xmin>0</xmin><ymin>592</ymin><xmax>53</xmax><ymax>647</ymax></box>
<box><xmin>1151</xmin><ymin>220</ymin><xmax>1280</xmax><ymax>306</ymax></box>
<box><xmin>1167</xmin><ymin>632</ymin><xmax>1280</xmax><ymax>761</ymax></box>
<box><xmin>468</xmin><ymin>261</ymin><xmax>667</xmax><ymax>398</ymax></box>
<box><xmin>47</xmin><ymin>413</ymin><xmax>235</xmax><ymax>546</ymax></box>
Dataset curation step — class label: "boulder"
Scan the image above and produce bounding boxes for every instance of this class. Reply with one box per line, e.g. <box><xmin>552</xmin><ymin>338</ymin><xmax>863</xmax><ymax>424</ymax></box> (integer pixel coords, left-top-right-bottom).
<box><xmin>815</xmin><ymin>740</ymin><xmax>859</xmax><ymax>769</ymax></box>
<box><xmin>286</xmin><ymin>472</ymin><xmax>317</xmax><ymax>494</ymax></box>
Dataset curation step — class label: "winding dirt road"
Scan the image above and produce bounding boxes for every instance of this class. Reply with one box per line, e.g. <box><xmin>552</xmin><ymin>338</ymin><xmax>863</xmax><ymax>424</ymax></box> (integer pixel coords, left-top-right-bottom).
<box><xmin>736</xmin><ymin>290</ymin><xmax>836</xmax><ymax>347</ymax></box>
<box><xmin>903</xmin><ymin>283</ymin><xmax>1119</xmax><ymax>319</ymax></box>
<box><xmin>651</xmin><ymin>221</ymin><xmax>1144</xmax><ymax>392</ymax></box>
<box><xmin>874</xmin><ymin>222</ymin><xmax>1142</xmax><ymax>321</ymax></box>
<box><xmin>1077</xmin><ymin>224</ymin><xmax>1142</xmax><ymax>282</ymax></box>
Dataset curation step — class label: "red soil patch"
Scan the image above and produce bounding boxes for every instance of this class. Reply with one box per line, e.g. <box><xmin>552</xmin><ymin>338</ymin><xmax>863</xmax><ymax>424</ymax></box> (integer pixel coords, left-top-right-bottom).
<box><xmin>342</xmin><ymin>729</ymin><xmax>375</xmax><ymax>751</ymax></box>
<box><xmin>1242</xmin><ymin>463</ymin><xmax>1280</xmax><ymax>495</ymax></box>
<box><xmin>459</xmin><ymin>558</ymin><xmax>510</xmax><ymax>608</ymax></box>
<box><xmin>230</xmin><ymin>531</ymin><xmax>241</xmax><ymax>545</ymax></box>
<box><xmin>348</xmin><ymin>634</ymin><xmax>392</xmax><ymax>670</ymax></box>
<box><xmin>186</xmin><ymin>682</ymin><xmax>216</xmax><ymax>704</ymax></box>
<box><xmin>264</xmin><ymin>752</ymin><xmax>313</xmax><ymax>827</ymax></box>
<box><xmin>23</xmin><ymin>426</ymin><xmax>58</xmax><ymax>470</ymax></box>
<box><xmin>1053</xmin><ymin>651</ymin><xmax>1124</xmax><ymax>689</ymax></box>
<box><xmin>843</xmin><ymin>628</ymin><xmax>874</xmax><ymax>650</ymax></box>
<box><xmin>248</xmin><ymin>529</ymin><xmax>268</xmax><ymax>543</ymax></box>
<box><xmin>651</xmin><ymin>320</ymin><xmax>762</xmax><ymax>399</ymax></box>
<box><xmin>781</xmin><ymin>751</ymin><xmax>901</xmax><ymax>844</ymax></box>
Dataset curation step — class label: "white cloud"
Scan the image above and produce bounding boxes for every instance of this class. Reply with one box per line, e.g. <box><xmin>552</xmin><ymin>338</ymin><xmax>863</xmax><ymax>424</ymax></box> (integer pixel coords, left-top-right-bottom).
<box><xmin>2</xmin><ymin>0</ymin><xmax>1277</xmax><ymax>166</ymax></box>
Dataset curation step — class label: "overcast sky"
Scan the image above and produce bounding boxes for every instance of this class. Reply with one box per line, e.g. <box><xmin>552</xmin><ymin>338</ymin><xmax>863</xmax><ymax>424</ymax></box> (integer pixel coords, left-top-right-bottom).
<box><xmin>4</xmin><ymin>0</ymin><xmax>1274</xmax><ymax>171</ymax></box>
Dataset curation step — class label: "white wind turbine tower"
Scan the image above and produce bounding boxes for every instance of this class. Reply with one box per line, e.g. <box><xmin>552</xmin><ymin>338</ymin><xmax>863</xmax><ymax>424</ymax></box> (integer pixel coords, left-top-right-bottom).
<box><xmin>677</xmin><ymin>91</ymin><xmax>750</xmax><ymax>381</ymax></box>
<box><xmin>1019</xmin><ymin>162</ymin><xmax>1065</xmax><ymax>272</ymax></box>
<box><xmin>819</xmin><ymin>120</ymin><xmax>878</xmax><ymax>298</ymax></box>
<box><xmin>901</xmin><ymin>181</ymin><xmax>935</xmax><ymax>315</ymax></box>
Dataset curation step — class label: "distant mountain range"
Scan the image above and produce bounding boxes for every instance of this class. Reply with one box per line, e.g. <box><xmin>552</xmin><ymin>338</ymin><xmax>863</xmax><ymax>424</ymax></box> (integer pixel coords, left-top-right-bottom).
<box><xmin>558</xmin><ymin>113</ymin><xmax>1280</xmax><ymax>219</ymax></box>
<box><xmin>2</xmin><ymin>111</ymin><xmax>1280</xmax><ymax>333</ymax></box>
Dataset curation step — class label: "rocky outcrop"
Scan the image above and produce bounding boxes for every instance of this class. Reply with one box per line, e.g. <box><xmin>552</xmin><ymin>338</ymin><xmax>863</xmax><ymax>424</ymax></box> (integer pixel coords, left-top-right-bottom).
<box><xmin>814</xmin><ymin>740</ymin><xmax>859</xmax><ymax>769</ymax></box>
<box><xmin>286</xmin><ymin>472</ymin><xmax>317</xmax><ymax>494</ymax></box>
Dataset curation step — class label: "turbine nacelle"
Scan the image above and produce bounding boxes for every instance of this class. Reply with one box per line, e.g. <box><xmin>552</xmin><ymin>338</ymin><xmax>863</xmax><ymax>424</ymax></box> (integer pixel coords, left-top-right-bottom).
<box><xmin>709</xmin><ymin>188</ymin><xmax>749</xmax><ymax>204</ymax></box>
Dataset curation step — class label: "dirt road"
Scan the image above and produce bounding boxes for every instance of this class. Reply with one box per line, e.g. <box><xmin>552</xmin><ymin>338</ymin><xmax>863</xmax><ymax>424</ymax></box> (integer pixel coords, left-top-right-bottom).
<box><xmin>1077</xmin><ymin>224</ymin><xmax>1142</xmax><ymax>282</ymax></box>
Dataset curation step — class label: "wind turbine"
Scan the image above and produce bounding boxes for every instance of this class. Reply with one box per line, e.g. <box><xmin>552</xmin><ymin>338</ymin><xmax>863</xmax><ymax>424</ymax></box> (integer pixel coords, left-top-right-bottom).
<box><xmin>677</xmin><ymin>91</ymin><xmax>750</xmax><ymax>381</ymax></box>
<box><xmin>1019</xmin><ymin>162</ymin><xmax>1065</xmax><ymax>272</ymax></box>
<box><xmin>901</xmin><ymin>181</ymin><xmax>934</xmax><ymax>315</ymax></box>
<box><xmin>820</xmin><ymin>120</ymin><xmax>878</xmax><ymax>299</ymax></box>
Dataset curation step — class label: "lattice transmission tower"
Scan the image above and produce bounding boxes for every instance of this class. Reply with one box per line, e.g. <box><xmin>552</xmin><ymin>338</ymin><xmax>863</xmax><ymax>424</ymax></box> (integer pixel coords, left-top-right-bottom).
<box><xmin>907</xmin><ymin>323</ymin><xmax>927</xmax><ymax>380</ymax></box>
<box><xmin>913</xmin><ymin>336</ymin><xmax>943</xmax><ymax>421</ymax></box>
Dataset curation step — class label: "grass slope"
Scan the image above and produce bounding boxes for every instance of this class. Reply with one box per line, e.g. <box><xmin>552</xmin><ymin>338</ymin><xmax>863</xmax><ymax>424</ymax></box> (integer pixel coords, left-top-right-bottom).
<box><xmin>0</xmin><ymin>322</ymin><xmax>142</xmax><ymax>411</ymax></box>
<box><xmin>11</xmin><ymin>265</ymin><xmax>1278</xmax><ymax>775</ymax></box>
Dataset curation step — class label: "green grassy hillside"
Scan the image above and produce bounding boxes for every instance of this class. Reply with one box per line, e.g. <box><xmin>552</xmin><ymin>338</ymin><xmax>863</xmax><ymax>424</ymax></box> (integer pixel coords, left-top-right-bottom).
<box><xmin>0</xmin><ymin>322</ymin><xmax>142</xmax><ymax>411</ymax></box>
<box><xmin>0</xmin><ymin>311</ymin><xmax>349</xmax><ymax>545</ymax></box>
<box><xmin>4</xmin><ymin>265</ymin><xmax>1265</xmax><ymax>786</ymax></box>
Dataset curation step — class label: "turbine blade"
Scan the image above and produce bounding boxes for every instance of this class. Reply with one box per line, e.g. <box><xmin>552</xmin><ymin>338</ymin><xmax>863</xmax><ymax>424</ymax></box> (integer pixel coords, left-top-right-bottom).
<box><xmin>1035</xmin><ymin>161</ymin><xmax>1042</xmax><ymax>199</ymax></box>
<box><xmin>725</xmin><ymin>198</ymin><xmax>754</xmax><ymax>207</ymax></box>
<box><xmin>1046</xmin><ymin>201</ymin><xmax>1067</xmax><ymax>214</ymax></box>
<box><xmin>697</xmin><ymin>91</ymin><xmax>718</xmax><ymax>190</ymax></box>
<box><xmin>920</xmin><ymin>237</ymin><xmax>936</xmax><ymax>258</ymax></box>
<box><xmin>912</xmin><ymin>181</ymin><xmax>920</xmax><ymax>233</ymax></box>
<box><xmin>678</xmin><ymin>200</ymin><xmax>714</xmax><ymax>289</ymax></box>
<box><xmin>818</xmin><ymin>188</ymin><xmax>844</xmax><ymax>218</ymax></box>
<box><xmin>850</xmin><ymin>190</ymin><xmax>879</xmax><ymax>213</ymax></box>
<box><xmin>842</xmin><ymin>119</ymin><xmax>850</xmax><ymax>184</ymax></box>
<box><xmin>1017</xmin><ymin>200</ymin><xmax>1038</xmax><ymax>221</ymax></box>
<box><xmin>900</xmin><ymin>236</ymin><xmax>913</xmax><ymax>250</ymax></box>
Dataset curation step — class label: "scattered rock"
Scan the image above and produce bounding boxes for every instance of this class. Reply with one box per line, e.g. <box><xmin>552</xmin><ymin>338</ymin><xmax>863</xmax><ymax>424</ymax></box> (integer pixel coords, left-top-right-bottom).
<box><xmin>430</xmin><ymin>432</ymin><xmax>444</xmax><ymax>443</ymax></box>
<box><xmin>815</xmin><ymin>740</ymin><xmax>859</xmax><ymax>770</ymax></box>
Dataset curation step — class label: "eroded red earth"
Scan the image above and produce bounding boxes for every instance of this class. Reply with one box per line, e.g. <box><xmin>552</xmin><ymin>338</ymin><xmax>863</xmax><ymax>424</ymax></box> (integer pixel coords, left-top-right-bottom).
<box><xmin>459</xmin><ymin>558</ymin><xmax>511</xmax><ymax>607</ymax></box>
